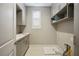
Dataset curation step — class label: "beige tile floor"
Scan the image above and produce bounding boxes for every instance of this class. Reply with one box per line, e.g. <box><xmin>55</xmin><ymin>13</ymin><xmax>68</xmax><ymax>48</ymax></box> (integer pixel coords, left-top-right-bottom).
<box><xmin>25</xmin><ymin>45</ymin><xmax>62</xmax><ymax>56</ymax></box>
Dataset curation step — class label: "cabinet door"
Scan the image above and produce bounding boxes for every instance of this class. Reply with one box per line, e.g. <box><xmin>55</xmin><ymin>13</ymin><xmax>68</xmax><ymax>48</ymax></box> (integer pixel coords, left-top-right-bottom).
<box><xmin>22</xmin><ymin>6</ymin><xmax>26</xmax><ymax>25</ymax></box>
<box><xmin>51</xmin><ymin>3</ymin><xmax>66</xmax><ymax>17</ymax></box>
<box><xmin>17</xmin><ymin>3</ymin><xmax>26</xmax><ymax>25</ymax></box>
<box><xmin>52</xmin><ymin>4</ymin><xmax>58</xmax><ymax>16</ymax></box>
<box><xmin>51</xmin><ymin>4</ymin><xmax>53</xmax><ymax>17</ymax></box>
<box><xmin>16</xmin><ymin>35</ymin><xmax>29</xmax><ymax>56</ymax></box>
<box><xmin>16</xmin><ymin>40</ymin><xmax>23</xmax><ymax>56</ymax></box>
<box><xmin>17</xmin><ymin>11</ymin><xmax>22</xmax><ymax>25</ymax></box>
<box><xmin>74</xmin><ymin>3</ymin><xmax>79</xmax><ymax>56</ymax></box>
<box><xmin>9</xmin><ymin>50</ymin><xmax>15</xmax><ymax>56</ymax></box>
<box><xmin>0</xmin><ymin>3</ymin><xmax>14</xmax><ymax>46</ymax></box>
<box><xmin>59</xmin><ymin>3</ymin><xmax>66</xmax><ymax>11</ymax></box>
<box><xmin>24</xmin><ymin>36</ymin><xmax>29</xmax><ymax>52</ymax></box>
<box><xmin>51</xmin><ymin>3</ymin><xmax>60</xmax><ymax>17</ymax></box>
<box><xmin>0</xmin><ymin>40</ymin><xmax>15</xmax><ymax>56</ymax></box>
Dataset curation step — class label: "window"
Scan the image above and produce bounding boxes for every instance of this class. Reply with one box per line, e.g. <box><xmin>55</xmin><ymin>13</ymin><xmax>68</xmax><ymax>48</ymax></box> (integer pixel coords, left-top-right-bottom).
<box><xmin>32</xmin><ymin>10</ymin><xmax>41</xmax><ymax>29</ymax></box>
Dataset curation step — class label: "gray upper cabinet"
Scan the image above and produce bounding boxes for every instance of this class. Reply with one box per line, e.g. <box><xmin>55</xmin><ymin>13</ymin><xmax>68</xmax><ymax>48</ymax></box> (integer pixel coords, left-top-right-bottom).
<box><xmin>51</xmin><ymin>4</ymin><xmax>58</xmax><ymax>17</ymax></box>
<box><xmin>16</xmin><ymin>3</ymin><xmax>26</xmax><ymax>25</ymax></box>
<box><xmin>59</xmin><ymin>3</ymin><xmax>66</xmax><ymax>11</ymax></box>
<box><xmin>0</xmin><ymin>3</ymin><xmax>14</xmax><ymax>46</ymax></box>
<box><xmin>51</xmin><ymin>3</ymin><xmax>66</xmax><ymax>17</ymax></box>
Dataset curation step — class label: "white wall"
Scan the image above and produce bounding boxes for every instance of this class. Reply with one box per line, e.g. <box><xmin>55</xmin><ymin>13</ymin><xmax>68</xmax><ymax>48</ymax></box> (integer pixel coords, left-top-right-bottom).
<box><xmin>23</xmin><ymin>6</ymin><xmax>57</xmax><ymax>45</ymax></box>
<box><xmin>56</xmin><ymin>20</ymin><xmax>74</xmax><ymax>55</ymax></box>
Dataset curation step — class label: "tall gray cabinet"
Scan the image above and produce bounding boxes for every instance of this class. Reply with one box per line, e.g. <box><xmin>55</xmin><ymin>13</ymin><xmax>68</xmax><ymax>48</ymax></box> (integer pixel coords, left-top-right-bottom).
<box><xmin>74</xmin><ymin>3</ymin><xmax>79</xmax><ymax>56</ymax></box>
<box><xmin>0</xmin><ymin>3</ymin><xmax>16</xmax><ymax>56</ymax></box>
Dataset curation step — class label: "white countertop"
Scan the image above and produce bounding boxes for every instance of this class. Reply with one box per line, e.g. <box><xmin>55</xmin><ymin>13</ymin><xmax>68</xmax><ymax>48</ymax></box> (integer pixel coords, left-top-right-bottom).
<box><xmin>15</xmin><ymin>33</ymin><xmax>30</xmax><ymax>44</ymax></box>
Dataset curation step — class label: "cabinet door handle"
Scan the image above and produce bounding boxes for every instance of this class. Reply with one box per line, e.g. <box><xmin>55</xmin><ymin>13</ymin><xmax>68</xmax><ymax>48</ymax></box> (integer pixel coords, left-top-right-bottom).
<box><xmin>74</xmin><ymin>36</ymin><xmax>76</xmax><ymax>45</ymax></box>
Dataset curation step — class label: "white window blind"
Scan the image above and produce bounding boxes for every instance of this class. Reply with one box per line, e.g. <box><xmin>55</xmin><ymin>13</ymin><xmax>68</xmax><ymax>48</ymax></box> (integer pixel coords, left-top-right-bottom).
<box><xmin>32</xmin><ymin>10</ymin><xmax>41</xmax><ymax>29</ymax></box>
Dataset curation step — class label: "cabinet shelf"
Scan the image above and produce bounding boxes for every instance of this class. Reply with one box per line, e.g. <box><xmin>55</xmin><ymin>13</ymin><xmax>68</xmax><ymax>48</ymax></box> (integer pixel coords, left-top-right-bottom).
<box><xmin>52</xmin><ymin>17</ymin><xmax>68</xmax><ymax>24</ymax></box>
<box><xmin>52</xmin><ymin>17</ymin><xmax>73</xmax><ymax>24</ymax></box>
<box><xmin>52</xmin><ymin>4</ymin><xmax>67</xmax><ymax>18</ymax></box>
